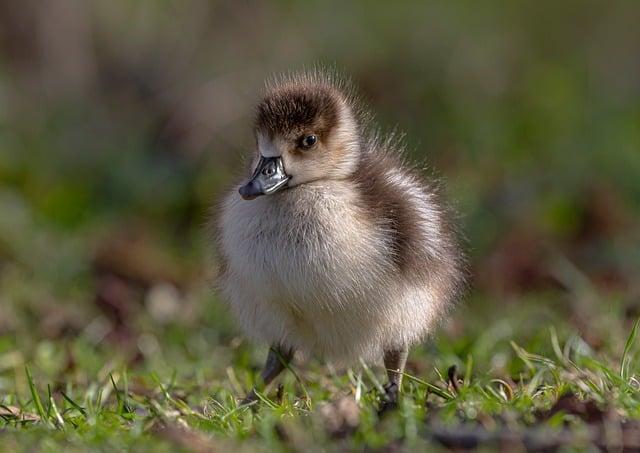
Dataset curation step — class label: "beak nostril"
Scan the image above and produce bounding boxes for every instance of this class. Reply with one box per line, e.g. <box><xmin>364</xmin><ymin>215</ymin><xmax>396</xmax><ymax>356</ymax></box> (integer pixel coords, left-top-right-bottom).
<box><xmin>262</xmin><ymin>165</ymin><xmax>276</xmax><ymax>176</ymax></box>
<box><xmin>241</xmin><ymin>156</ymin><xmax>288</xmax><ymax>200</ymax></box>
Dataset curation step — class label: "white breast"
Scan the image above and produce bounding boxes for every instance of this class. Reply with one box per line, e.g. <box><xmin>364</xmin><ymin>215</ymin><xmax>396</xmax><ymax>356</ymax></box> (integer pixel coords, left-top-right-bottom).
<box><xmin>218</xmin><ymin>181</ymin><xmax>439</xmax><ymax>363</ymax></box>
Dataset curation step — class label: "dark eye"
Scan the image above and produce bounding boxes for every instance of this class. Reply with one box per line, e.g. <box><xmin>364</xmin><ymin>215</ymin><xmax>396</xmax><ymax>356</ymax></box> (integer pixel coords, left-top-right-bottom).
<box><xmin>300</xmin><ymin>134</ymin><xmax>317</xmax><ymax>150</ymax></box>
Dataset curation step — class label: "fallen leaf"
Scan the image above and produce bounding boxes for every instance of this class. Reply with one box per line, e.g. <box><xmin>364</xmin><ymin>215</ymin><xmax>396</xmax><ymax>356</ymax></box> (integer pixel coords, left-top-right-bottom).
<box><xmin>0</xmin><ymin>405</ymin><xmax>40</xmax><ymax>422</ymax></box>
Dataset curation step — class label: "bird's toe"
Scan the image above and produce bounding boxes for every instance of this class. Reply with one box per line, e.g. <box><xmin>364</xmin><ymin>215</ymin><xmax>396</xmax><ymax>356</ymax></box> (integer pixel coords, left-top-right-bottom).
<box><xmin>378</xmin><ymin>382</ymin><xmax>400</xmax><ymax>415</ymax></box>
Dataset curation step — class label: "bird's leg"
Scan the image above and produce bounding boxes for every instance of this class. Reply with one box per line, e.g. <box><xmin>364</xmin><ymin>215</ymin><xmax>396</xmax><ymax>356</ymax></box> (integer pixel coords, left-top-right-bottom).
<box><xmin>379</xmin><ymin>346</ymin><xmax>409</xmax><ymax>414</ymax></box>
<box><xmin>241</xmin><ymin>345</ymin><xmax>294</xmax><ymax>405</ymax></box>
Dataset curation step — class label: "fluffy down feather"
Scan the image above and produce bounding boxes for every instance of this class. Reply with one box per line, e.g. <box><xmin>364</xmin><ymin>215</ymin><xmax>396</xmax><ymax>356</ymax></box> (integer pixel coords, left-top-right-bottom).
<box><xmin>214</xmin><ymin>70</ymin><xmax>466</xmax><ymax>364</ymax></box>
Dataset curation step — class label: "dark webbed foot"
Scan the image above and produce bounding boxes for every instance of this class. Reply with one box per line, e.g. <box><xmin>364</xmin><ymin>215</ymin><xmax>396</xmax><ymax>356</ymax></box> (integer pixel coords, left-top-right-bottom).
<box><xmin>378</xmin><ymin>382</ymin><xmax>400</xmax><ymax>415</ymax></box>
<box><xmin>240</xmin><ymin>345</ymin><xmax>293</xmax><ymax>407</ymax></box>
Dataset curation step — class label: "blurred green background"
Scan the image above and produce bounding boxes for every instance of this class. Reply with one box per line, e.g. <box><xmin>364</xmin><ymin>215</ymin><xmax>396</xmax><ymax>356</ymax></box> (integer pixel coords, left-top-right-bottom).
<box><xmin>0</xmin><ymin>0</ymin><xmax>639</xmax><ymax>372</ymax></box>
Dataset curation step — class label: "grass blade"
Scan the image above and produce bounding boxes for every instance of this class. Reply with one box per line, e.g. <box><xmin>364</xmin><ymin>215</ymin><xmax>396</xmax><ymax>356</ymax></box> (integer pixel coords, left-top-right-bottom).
<box><xmin>621</xmin><ymin>317</ymin><xmax>640</xmax><ymax>380</ymax></box>
<box><xmin>359</xmin><ymin>358</ymin><xmax>385</xmax><ymax>396</ymax></box>
<box><xmin>25</xmin><ymin>366</ymin><xmax>48</xmax><ymax>426</ymax></box>
<box><xmin>464</xmin><ymin>354</ymin><xmax>473</xmax><ymax>387</ymax></box>
<box><xmin>60</xmin><ymin>391</ymin><xmax>87</xmax><ymax>417</ymax></box>
<box><xmin>274</xmin><ymin>348</ymin><xmax>310</xmax><ymax>406</ymax></box>
<box><xmin>110</xmin><ymin>373</ymin><xmax>126</xmax><ymax>415</ymax></box>
<box><xmin>48</xmin><ymin>385</ymin><xmax>65</xmax><ymax>428</ymax></box>
<box><xmin>401</xmin><ymin>371</ymin><xmax>454</xmax><ymax>400</ymax></box>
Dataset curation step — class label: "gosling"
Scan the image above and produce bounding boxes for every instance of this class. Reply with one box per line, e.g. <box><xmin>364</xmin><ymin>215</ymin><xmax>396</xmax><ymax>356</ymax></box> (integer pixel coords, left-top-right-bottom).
<box><xmin>215</xmin><ymin>70</ymin><xmax>466</xmax><ymax>409</ymax></box>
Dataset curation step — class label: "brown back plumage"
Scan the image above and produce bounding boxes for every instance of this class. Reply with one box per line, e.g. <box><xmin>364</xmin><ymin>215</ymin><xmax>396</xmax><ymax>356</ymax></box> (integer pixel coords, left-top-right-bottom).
<box><xmin>350</xmin><ymin>144</ymin><xmax>467</xmax><ymax>305</ymax></box>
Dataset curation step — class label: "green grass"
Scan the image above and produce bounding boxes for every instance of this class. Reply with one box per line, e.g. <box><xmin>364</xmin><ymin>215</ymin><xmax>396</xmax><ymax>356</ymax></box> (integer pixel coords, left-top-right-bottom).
<box><xmin>2</xmin><ymin>291</ymin><xmax>639</xmax><ymax>451</ymax></box>
<box><xmin>2</xmin><ymin>1</ymin><xmax>640</xmax><ymax>448</ymax></box>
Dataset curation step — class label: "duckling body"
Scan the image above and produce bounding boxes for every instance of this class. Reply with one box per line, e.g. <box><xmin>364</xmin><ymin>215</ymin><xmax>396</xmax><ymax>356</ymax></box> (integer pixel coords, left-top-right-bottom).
<box><xmin>220</xmin><ymin>158</ymin><xmax>459</xmax><ymax>363</ymax></box>
<box><xmin>221</xmin><ymin>181</ymin><xmax>386</xmax><ymax>362</ymax></box>
<box><xmin>216</xmin><ymin>71</ymin><xmax>465</xmax><ymax>407</ymax></box>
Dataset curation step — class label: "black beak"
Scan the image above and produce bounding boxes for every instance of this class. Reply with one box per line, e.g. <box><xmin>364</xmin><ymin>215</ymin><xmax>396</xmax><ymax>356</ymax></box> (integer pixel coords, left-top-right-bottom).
<box><xmin>239</xmin><ymin>156</ymin><xmax>290</xmax><ymax>200</ymax></box>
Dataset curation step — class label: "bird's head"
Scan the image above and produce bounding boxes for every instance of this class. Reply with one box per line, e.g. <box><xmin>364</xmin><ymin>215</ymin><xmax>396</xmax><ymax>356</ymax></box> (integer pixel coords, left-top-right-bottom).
<box><xmin>239</xmin><ymin>76</ymin><xmax>361</xmax><ymax>200</ymax></box>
